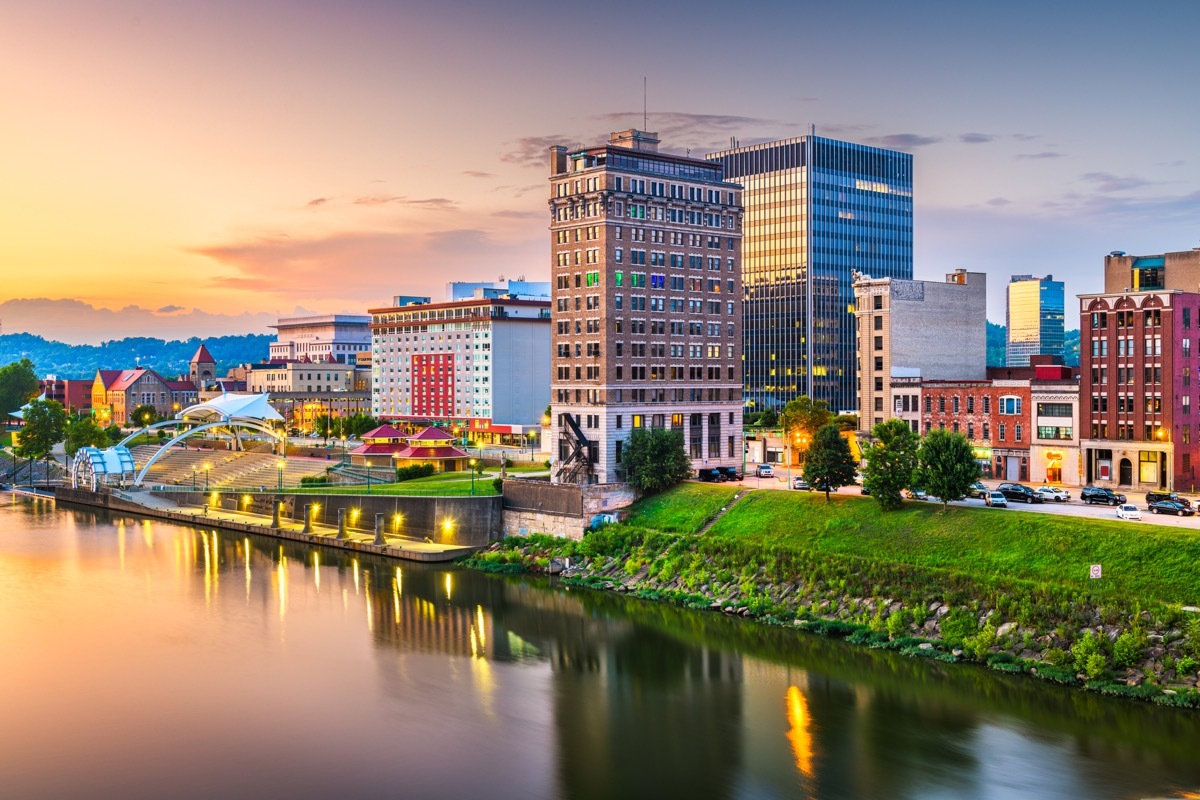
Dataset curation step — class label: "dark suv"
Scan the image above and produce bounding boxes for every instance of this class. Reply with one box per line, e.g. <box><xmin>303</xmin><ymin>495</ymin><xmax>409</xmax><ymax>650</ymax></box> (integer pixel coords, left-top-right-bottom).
<box><xmin>997</xmin><ymin>483</ymin><xmax>1044</xmax><ymax>503</ymax></box>
<box><xmin>1146</xmin><ymin>491</ymin><xmax>1190</xmax><ymax>508</ymax></box>
<box><xmin>1081</xmin><ymin>486</ymin><xmax>1127</xmax><ymax>506</ymax></box>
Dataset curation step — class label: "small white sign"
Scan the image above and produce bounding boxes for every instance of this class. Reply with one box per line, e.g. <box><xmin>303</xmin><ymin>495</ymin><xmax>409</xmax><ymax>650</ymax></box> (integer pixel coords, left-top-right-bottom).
<box><xmin>1089</xmin><ymin>564</ymin><xmax>1102</xmax><ymax>579</ymax></box>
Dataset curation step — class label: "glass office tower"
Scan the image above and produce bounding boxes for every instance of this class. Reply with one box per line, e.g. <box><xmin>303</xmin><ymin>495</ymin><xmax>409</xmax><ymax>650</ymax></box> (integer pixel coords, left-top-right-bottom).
<box><xmin>1005</xmin><ymin>274</ymin><xmax>1065</xmax><ymax>366</ymax></box>
<box><xmin>707</xmin><ymin>137</ymin><xmax>912</xmax><ymax>413</ymax></box>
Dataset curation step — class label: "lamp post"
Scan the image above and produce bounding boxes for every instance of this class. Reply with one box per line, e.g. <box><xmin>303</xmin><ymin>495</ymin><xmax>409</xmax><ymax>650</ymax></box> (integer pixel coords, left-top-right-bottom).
<box><xmin>191</xmin><ymin>466</ymin><xmax>197</xmax><ymax>490</ymax></box>
<box><xmin>341</xmin><ymin>435</ymin><xmax>347</xmax><ymax>463</ymax></box>
<box><xmin>203</xmin><ymin>463</ymin><xmax>211</xmax><ymax>491</ymax></box>
<box><xmin>276</xmin><ymin>460</ymin><xmax>284</xmax><ymax>491</ymax></box>
<box><xmin>469</xmin><ymin>458</ymin><xmax>476</xmax><ymax>496</ymax></box>
<box><xmin>366</xmin><ymin>459</ymin><xmax>372</xmax><ymax>495</ymax></box>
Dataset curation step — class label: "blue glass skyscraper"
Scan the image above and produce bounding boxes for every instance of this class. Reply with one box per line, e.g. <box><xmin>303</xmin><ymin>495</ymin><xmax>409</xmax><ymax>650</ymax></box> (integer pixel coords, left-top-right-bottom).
<box><xmin>707</xmin><ymin>137</ymin><xmax>913</xmax><ymax>413</ymax></box>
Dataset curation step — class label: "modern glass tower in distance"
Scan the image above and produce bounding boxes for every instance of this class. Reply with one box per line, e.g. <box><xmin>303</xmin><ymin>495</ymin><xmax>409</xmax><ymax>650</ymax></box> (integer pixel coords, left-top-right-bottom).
<box><xmin>1006</xmin><ymin>274</ymin><xmax>1065</xmax><ymax>367</ymax></box>
<box><xmin>707</xmin><ymin>137</ymin><xmax>913</xmax><ymax>413</ymax></box>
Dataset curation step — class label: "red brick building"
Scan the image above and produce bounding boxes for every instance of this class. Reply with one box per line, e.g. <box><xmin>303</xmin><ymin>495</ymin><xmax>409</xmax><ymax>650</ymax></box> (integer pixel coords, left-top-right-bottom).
<box><xmin>1079</xmin><ymin>290</ymin><xmax>1200</xmax><ymax>491</ymax></box>
<box><xmin>921</xmin><ymin>379</ymin><xmax>1033</xmax><ymax>481</ymax></box>
<box><xmin>38</xmin><ymin>377</ymin><xmax>92</xmax><ymax>415</ymax></box>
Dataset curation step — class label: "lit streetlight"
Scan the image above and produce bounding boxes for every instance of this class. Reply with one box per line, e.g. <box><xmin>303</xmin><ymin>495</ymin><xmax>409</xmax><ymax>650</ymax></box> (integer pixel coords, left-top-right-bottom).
<box><xmin>470</xmin><ymin>458</ymin><xmax>476</xmax><ymax>496</ymax></box>
<box><xmin>276</xmin><ymin>460</ymin><xmax>285</xmax><ymax>491</ymax></box>
<box><xmin>191</xmin><ymin>466</ymin><xmax>197</xmax><ymax>490</ymax></box>
<box><xmin>366</xmin><ymin>459</ymin><xmax>372</xmax><ymax>495</ymax></box>
<box><xmin>203</xmin><ymin>463</ymin><xmax>212</xmax><ymax>492</ymax></box>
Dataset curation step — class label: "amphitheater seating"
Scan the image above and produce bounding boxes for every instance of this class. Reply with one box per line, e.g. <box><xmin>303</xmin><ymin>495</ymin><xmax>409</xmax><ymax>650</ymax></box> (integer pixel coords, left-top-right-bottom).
<box><xmin>130</xmin><ymin>444</ymin><xmax>328</xmax><ymax>488</ymax></box>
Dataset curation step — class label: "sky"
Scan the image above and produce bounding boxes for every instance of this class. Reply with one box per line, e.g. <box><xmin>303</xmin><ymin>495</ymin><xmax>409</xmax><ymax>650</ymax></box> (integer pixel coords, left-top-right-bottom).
<box><xmin>2</xmin><ymin>0</ymin><xmax>1198</xmax><ymax>344</ymax></box>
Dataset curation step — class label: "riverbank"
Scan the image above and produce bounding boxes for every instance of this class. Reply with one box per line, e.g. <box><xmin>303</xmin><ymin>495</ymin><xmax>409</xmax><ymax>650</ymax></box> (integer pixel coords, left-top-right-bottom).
<box><xmin>464</xmin><ymin>484</ymin><xmax>1200</xmax><ymax>708</ymax></box>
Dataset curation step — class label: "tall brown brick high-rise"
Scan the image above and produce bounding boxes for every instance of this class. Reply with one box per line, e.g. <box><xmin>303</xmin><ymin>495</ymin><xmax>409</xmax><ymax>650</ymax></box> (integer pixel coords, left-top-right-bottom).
<box><xmin>549</xmin><ymin>129</ymin><xmax>744</xmax><ymax>484</ymax></box>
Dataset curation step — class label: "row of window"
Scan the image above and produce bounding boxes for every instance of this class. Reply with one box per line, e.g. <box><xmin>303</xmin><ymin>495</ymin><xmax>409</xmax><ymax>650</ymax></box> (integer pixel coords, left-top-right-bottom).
<box><xmin>1089</xmin><ymin>309</ymin><xmax>1174</xmax><ymax>329</ymax></box>
<box><xmin>921</xmin><ymin>395</ymin><xmax>1023</xmax><ymax>415</ymax></box>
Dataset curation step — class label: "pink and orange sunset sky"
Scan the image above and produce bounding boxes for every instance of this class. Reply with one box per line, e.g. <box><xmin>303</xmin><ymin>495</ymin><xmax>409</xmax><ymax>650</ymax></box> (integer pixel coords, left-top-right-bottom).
<box><xmin>3</xmin><ymin>0</ymin><xmax>1198</xmax><ymax>344</ymax></box>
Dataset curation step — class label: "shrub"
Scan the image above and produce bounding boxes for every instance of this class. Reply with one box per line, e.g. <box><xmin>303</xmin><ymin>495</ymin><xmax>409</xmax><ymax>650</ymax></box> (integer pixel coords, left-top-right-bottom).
<box><xmin>886</xmin><ymin>608</ymin><xmax>911</xmax><ymax>640</ymax></box>
<box><xmin>1084</xmin><ymin>653</ymin><xmax>1107</xmax><ymax>681</ymax></box>
<box><xmin>1112</xmin><ymin>629</ymin><xmax>1147</xmax><ymax>671</ymax></box>
<box><xmin>964</xmin><ymin>620</ymin><xmax>997</xmax><ymax>661</ymax></box>
<box><xmin>492</xmin><ymin>477</ymin><xmax>504</xmax><ymax>493</ymax></box>
<box><xmin>1177</xmin><ymin>656</ymin><xmax>1199</xmax><ymax>676</ymax></box>
<box><xmin>1072</xmin><ymin>630</ymin><xmax>1104</xmax><ymax>674</ymax></box>
<box><xmin>299</xmin><ymin>475</ymin><xmax>328</xmax><ymax>485</ymax></box>
<box><xmin>396</xmin><ymin>464</ymin><xmax>435</xmax><ymax>482</ymax></box>
<box><xmin>939</xmin><ymin>608</ymin><xmax>979</xmax><ymax>647</ymax></box>
<box><xmin>1043</xmin><ymin>647</ymin><xmax>1068</xmax><ymax>666</ymax></box>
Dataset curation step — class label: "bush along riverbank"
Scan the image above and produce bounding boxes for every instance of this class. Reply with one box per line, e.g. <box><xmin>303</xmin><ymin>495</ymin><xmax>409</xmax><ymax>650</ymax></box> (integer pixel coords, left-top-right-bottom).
<box><xmin>464</xmin><ymin>486</ymin><xmax>1200</xmax><ymax>709</ymax></box>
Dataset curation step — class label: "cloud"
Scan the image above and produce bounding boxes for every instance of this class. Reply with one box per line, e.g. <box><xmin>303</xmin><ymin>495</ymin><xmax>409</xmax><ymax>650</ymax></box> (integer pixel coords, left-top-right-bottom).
<box><xmin>864</xmin><ymin>133</ymin><xmax>942</xmax><ymax>149</ymax></box>
<box><xmin>986</xmin><ymin>197</ymin><xmax>1011</xmax><ymax>207</ymax></box>
<box><xmin>189</xmin><ymin>226</ymin><xmax>545</xmax><ymax>306</ymax></box>
<box><xmin>462</xmin><ymin>170</ymin><xmax>493</xmax><ymax>179</ymax></box>
<box><xmin>499</xmin><ymin>134</ymin><xmax>572</xmax><ymax>167</ymax></box>
<box><xmin>491</xmin><ymin>209</ymin><xmax>543</xmax><ymax>219</ymax></box>
<box><xmin>1080</xmin><ymin>172</ymin><xmax>1152</xmax><ymax>193</ymax></box>
<box><xmin>959</xmin><ymin>133</ymin><xmax>994</xmax><ymax>144</ymax></box>
<box><xmin>0</xmin><ymin>298</ymin><xmax>278</xmax><ymax>345</ymax></box>
<box><xmin>306</xmin><ymin>197</ymin><xmax>329</xmax><ymax>207</ymax></box>
<box><xmin>350</xmin><ymin>195</ymin><xmax>458</xmax><ymax>210</ymax></box>
<box><xmin>1017</xmin><ymin>152</ymin><xmax>1064</xmax><ymax>160</ymax></box>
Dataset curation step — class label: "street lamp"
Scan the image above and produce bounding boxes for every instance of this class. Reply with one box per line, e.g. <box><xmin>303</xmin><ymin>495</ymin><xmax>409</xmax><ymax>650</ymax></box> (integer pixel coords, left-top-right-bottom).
<box><xmin>203</xmin><ymin>463</ymin><xmax>211</xmax><ymax>491</ymax></box>
<box><xmin>366</xmin><ymin>459</ymin><xmax>372</xmax><ymax>495</ymax></box>
<box><xmin>191</xmin><ymin>466</ymin><xmax>197</xmax><ymax>490</ymax></box>
<box><xmin>276</xmin><ymin>460</ymin><xmax>284</xmax><ymax>491</ymax></box>
<box><xmin>469</xmin><ymin>458</ymin><xmax>476</xmax><ymax>496</ymax></box>
<box><xmin>341</xmin><ymin>435</ymin><xmax>347</xmax><ymax>463</ymax></box>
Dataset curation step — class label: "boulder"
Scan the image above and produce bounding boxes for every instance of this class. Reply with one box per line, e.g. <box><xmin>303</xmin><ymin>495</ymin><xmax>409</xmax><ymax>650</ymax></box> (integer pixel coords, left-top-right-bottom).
<box><xmin>996</xmin><ymin>622</ymin><xmax>1019</xmax><ymax>638</ymax></box>
<box><xmin>918</xmin><ymin>642</ymin><xmax>934</xmax><ymax>650</ymax></box>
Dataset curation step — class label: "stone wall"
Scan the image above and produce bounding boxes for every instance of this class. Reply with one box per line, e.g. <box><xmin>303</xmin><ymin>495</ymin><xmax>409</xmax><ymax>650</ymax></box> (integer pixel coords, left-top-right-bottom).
<box><xmin>501</xmin><ymin>509</ymin><xmax>587</xmax><ymax>540</ymax></box>
<box><xmin>502</xmin><ymin>478</ymin><xmax>583</xmax><ymax>516</ymax></box>
<box><xmin>582</xmin><ymin>482</ymin><xmax>639</xmax><ymax>518</ymax></box>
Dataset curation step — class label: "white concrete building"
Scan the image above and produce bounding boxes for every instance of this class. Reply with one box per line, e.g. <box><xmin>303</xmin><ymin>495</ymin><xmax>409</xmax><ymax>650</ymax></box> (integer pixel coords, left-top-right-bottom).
<box><xmin>369</xmin><ymin>297</ymin><xmax>551</xmax><ymax>444</ymax></box>
<box><xmin>269</xmin><ymin>314</ymin><xmax>371</xmax><ymax>364</ymax></box>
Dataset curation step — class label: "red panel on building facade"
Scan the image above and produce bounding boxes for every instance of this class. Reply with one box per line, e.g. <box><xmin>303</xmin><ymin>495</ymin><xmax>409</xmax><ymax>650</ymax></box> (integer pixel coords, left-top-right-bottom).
<box><xmin>411</xmin><ymin>353</ymin><xmax>455</xmax><ymax>417</ymax></box>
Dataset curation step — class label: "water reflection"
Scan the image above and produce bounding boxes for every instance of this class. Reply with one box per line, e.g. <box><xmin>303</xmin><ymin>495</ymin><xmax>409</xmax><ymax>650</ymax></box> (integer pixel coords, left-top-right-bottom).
<box><xmin>2</xmin><ymin>498</ymin><xmax>1200</xmax><ymax>800</ymax></box>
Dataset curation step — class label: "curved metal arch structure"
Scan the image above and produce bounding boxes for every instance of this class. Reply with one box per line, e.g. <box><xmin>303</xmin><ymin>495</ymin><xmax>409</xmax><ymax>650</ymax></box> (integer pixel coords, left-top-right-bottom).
<box><xmin>132</xmin><ymin>419</ymin><xmax>283</xmax><ymax>487</ymax></box>
<box><xmin>116</xmin><ymin>420</ymin><xmax>190</xmax><ymax>449</ymax></box>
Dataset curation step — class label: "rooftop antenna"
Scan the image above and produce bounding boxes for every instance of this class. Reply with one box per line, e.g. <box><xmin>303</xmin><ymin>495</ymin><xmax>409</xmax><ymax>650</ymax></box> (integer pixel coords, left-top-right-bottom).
<box><xmin>811</xmin><ymin>123</ymin><xmax>816</xmax><ymax>136</ymax></box>
<box><xmin>643</xmin><ymin>77</ymin><xmax>648</xmax><ymax>130</ymax></box>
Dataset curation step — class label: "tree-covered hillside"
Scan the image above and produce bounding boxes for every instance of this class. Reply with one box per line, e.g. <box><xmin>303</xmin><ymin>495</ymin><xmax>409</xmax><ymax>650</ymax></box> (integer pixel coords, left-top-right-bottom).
<box><xmin>0</xmin><ymin>333</ymin><xmax>273</xmax><ymax>379</ymax></box>
<box><xmin>986</xmin><ymin>323</ymin><xmax>1079</xmax><ymax>368</ymax></box>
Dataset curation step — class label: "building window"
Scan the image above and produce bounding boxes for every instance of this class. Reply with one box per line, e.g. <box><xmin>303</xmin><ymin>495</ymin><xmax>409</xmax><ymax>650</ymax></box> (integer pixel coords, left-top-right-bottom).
<box><xmin>967</xmin><ymin>396</ymin><xmax>974</xmax><ymax>413</ymax></box>
<box><xmin>1015</xmin><ymin>424</ymin><xmax>1022</xmax><ymax>442</ymax></box>
<box><xmin>998</xmin><ymin>423</ymin><xmax>1006</xmax><ymax>441</ymax></box>
<box><xmin>998</xmin><ymin>396</ymin><xmax>1021</xmax><ymax>415</ymax></box>
<box><xmin>952</xmin><ymin>396</ymin><xmax>960</xmax><ymax>413</ymax></box>
<box><xmin>938</xmin><ymin>396</ymin><xmax>945</xmax><ymax>413</ymax></box>
<box><xmin>874</xmin><ymin>336</ymin><xmax>883</xmax><ymax>351</ymax></box>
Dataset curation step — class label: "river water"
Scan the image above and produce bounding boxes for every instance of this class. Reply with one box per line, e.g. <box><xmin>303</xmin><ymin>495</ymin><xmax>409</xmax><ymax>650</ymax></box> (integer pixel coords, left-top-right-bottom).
<box><xmin>3</xmin><ymin>496</ymin><xmax>1200</xmax><ymax>800</ymax></box>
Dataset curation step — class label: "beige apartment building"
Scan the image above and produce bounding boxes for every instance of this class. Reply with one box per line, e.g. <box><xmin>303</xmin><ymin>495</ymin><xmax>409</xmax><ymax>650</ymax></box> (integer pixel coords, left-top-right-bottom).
<box><xmin>854</xmin><ymin>269</ymin><xmax>987</xmax><ymax>434</ymax></box>
<box><xmin>549</xmin><ymin>129</ymin><xmax>744</xmax><ymax>484</ymax></box>
<box><xmin>1104</xmin><ymin>248</ymin><xmax>1200</xmax><ymax>293</ymax></box>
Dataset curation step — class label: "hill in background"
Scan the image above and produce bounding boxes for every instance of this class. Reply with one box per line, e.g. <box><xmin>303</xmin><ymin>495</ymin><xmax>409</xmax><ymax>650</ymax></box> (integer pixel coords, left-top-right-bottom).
<box><xmin>0</xmin><ymin>333</ymin><xmax>273</xmax><ymax>379</ymax></box>
<box><xmin>986</xmin><ymin>322</ymin><xmax>1079</xmax><ymax>368</ymax></box>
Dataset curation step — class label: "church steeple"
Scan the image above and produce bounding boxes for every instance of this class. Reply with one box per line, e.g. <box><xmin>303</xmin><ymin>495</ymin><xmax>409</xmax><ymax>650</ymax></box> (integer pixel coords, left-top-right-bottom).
<box><xmin>189</xmin><ymin>344</ymin><xmax>216</xmax><ymax>389</ymax></box>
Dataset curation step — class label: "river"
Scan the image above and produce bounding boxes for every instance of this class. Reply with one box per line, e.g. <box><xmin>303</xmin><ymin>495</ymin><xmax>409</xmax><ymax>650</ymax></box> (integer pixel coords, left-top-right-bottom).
<box><xmin>2</xmin><ymin>495</ymin><xmax>1199</xmax><ymax>799</ymax></box>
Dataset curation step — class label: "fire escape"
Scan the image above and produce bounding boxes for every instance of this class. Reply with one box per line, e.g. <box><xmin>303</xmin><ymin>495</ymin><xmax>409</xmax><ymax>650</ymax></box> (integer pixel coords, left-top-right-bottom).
<box><xmin>554</xmin><ymin>413</ymin><xmax>594</xmax><ymax>485</ymax></box>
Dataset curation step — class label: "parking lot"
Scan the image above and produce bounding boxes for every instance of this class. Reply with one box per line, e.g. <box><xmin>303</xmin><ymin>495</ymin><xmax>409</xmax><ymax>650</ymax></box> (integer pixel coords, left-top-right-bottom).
<box><xmin>734</xmin><ymin>468</ymin><xmax>1200</xmax><ymax>530</ymax></box>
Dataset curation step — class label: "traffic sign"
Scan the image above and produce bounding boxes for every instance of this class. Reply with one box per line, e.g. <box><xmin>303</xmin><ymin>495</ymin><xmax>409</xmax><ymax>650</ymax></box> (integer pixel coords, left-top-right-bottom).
<box><xmin>1089</xmin><ymin>564</ymin><xmax>1102</xmax><ymax>579</ymax></box>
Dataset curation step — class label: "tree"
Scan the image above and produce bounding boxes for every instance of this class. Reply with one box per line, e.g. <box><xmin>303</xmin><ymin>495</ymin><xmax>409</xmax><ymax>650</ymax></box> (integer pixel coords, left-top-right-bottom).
<box><xmin>105</xmin><ymin>424</ymin><xmax>124</xmax><ymax>445</ymax></box>
<box><xmin>65</xmin><ymin>415</ymin><xmax>110</xmax><ymax>456</ymax></box>
<box><xmin>759</xmin><ymin>407</ymin><xmax>779</xmax><ymax>428</ymax></box>
<box><xmin>913</xmin><ymin>429</ymin><xmax>982</xmax><ymax>511</ymax></box>
<box><xmin>779</xmin><ymin>396</ymin><xmax>832</xmax><ymax>448</ymax></box>
<box><xmin>803</xmin><ymin>424</ymin><xmax>858</xmax><ymax>502</ymax></box>
<box><xmin>0</xmin><ymin>358</ymin><xmax>39</xmax><ymax>424</ymax></box>
<box><xmin>862</xmin><ymin>418</ymin><xmax>919</xmax><ymax>510</ymax></box>
<box><xmin>14</xmin><ymin>400</ymin><xmax>66</xmax><ymax>461</ymax></box>
<box><xmin>621</xmin><ymin>427</ymin><xmax>693</xmax><ymax>494</ymax></box>
<box><xmin>832</xmin><ymin>413</ymin><xmax>859</xmax><ymax>432</ymax></box>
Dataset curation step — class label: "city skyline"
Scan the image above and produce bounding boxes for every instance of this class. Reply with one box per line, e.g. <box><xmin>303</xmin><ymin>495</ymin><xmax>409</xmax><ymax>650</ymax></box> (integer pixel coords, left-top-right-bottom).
<box><xmin>3</xmin><ymin>0</ymin><xmax>1199</xmax><ymax>344</ymax></box>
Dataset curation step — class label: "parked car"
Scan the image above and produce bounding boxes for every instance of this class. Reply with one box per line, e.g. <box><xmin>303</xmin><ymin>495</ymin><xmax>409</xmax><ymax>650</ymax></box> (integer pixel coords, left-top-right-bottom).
<box><xmin>717</xmin><ymin>467</ymin><xmax>743</xmax><ymax>481</ymax></box>
<box><xmin>1146</xmin><ymin>491</ymin><xmax>1191</xmax><ymax>508</ymax></box>
<box><xmin>697</xmin><ymin>468</ymin><xmax>728</xmax><ymax>483</ymax></box>
<box><xmin>755</xmin><ymin>464</ymin><xmax>774</xmax><ymax>478</ymax></box>
<box><xmin>1035</xmin><ymin>486</ymin><xmax>1071</xmax><ymax>502</ymax></box>
<box><xmin>1116</xmin><ymin>503</ymin><xmax>1142</xmax><ymax>520</ymax></box>
<box><xmin>968</xmin><ymin>481</ymin><xmax>989</xmax><ymax>499</ymax></box>
<box><xmin>997</xmin><ymin>483</ymin><xmax>1045</xmax><ymax>504</ymax></box>
<box><xmin>985</xmin><ymin>491</ymin><xmax>1008</xmax><ymax>508</ymax></box>
<box><xmin>1081</xmin><ymin>486</ymin><xmax>1127</xmax><ymax>506</ymax></box>
<box><xmin>1148</xmin><ymin>500</ymin><xmax>1196</xmax><ymax>516</ymax></box>
<box><xmin>905</xmin><ymin>489</ymin><xmax>928</xmax><ymax>501</ymax></box>
<box><xmin>792</xmin><ymin>477</ymin><xmax>810</xmax><ymax>490</ymax></box>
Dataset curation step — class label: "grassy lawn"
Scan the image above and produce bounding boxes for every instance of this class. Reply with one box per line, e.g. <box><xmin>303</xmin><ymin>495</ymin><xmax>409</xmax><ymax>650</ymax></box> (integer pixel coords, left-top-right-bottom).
<box><xmin>623</xmin><ymin>483</ymin><xmax>742</xmax><ymax>533</ymax></box>
<box><xmin>290</xmin><ymin>470</ymin><xmax>500</xmax><ymax>496</ymax></box>
<box><xmin>698</xmin><ymin>490</ymin><xmax>1200</xmax><ymax>606</ymax></box>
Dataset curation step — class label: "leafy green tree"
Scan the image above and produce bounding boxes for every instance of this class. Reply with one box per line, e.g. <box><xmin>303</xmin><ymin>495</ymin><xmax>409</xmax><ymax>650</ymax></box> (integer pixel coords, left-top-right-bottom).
<box><xmin>759</xmin><ymin>407</ymin><xmax>779</xmax><ymax>428</ymax></box>
<box><xmin>65</xmin><ymin>415</ymin><xmax>110</xmax><ymax>456</ymax></box>
<box><xmin>913</xmin><ymin>429</ymin><xmax>982</xmax><ymax>511</ymax></box>
<box><xmin>128</xmin><ymin>404</ymin><xmax>158</xmax><ymax>444</ymax></box>
<box><xmin>832</xmin><ymin>413</ymin><xmax>859</xmax><ymax>432</ymax></box>
<box><xmin>862</xmin><ymin>418</ymin><xmax>920</xmax><ymax>510</ymax></box>
<box><xmin>0</xmin><ymin>358</ymin><xmax>39</xmax><ymax>424</ymax></box>
<box><xmin>14</xmin><ymin>399</ymin><xmax>66</xmax><ymax>461</ymax></box>
<box><xmin>779</xmin><ymin>396</ymin><xmax>832</xmax><ymax>458</ymax></box>
<box><xmin>105</xmin><ymin>424</ymin><xmax>124</xmax><ymax>445</ymax></box>
<box><xmin>621</xmin><ymin>427</ymin><xmax>692</xmax><ymax>494</ymax></box>
<box><xmin>803</xmin><ymin>424</ymin><xmax>858</xmax><ymax>502</ymax></box>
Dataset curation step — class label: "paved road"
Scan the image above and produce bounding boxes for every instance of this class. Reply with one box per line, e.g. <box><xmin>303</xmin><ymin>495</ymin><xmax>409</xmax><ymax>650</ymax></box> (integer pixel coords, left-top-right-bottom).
<box><xmin>734</xmin><ymin>470</ymin><xmax>1200</xmax><ymax>531</ymax></box>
